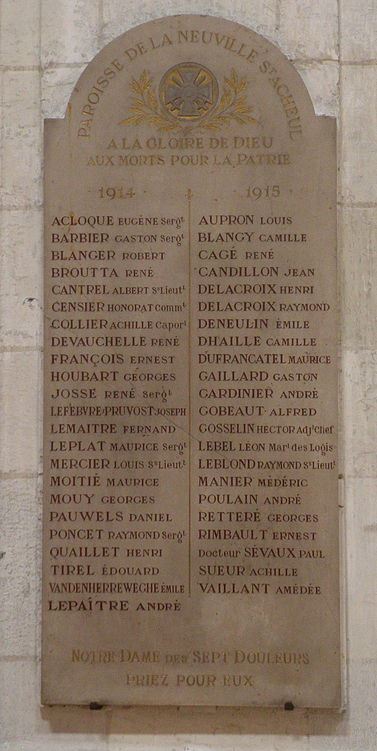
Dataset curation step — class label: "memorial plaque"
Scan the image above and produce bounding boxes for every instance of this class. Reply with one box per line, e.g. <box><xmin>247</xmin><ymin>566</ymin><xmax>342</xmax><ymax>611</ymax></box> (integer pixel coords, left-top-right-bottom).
<box><xmin>42</xmin><ymin>15</ymin><xmax>341</xmax><ymax>707</ymax></box>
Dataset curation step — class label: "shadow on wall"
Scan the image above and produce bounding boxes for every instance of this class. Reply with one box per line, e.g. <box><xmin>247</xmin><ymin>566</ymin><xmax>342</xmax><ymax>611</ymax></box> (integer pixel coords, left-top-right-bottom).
<box><xmin>40</xmin><ymin>704</ymin><xmax>348</xmax><ymax>736</ymax></box>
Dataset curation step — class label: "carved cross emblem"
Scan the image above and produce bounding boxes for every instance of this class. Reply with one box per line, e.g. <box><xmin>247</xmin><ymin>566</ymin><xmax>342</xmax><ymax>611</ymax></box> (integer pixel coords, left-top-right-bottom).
<box><xmin>160</xmin><ymin>63</ymin><xmax>219</xmax><ymax>121</ymax></box>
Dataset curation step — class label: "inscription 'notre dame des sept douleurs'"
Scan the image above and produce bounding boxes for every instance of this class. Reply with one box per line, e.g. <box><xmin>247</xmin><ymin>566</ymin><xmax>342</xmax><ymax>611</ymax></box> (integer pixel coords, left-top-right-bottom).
<box><xmin>42</xmin><ymin>15</ymin><xmax>341</xmax><ymax>707</ymax></box>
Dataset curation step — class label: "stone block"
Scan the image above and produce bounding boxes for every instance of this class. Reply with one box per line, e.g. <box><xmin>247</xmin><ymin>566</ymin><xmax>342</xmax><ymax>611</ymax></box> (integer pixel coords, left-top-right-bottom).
<box><xmin>0</xmin><ymin>661</ymin><xmax>38</xmax><ymax>741</ymax></box>
<box><xmin>101</xmin><ymin>0</ymin><xmax>278</xmax><ymax>47</ymax></box>
<box><xmin>41</xmin><ymin>0</ymin><xmax>100</xmax><ymax>66</ymax></box>
<box><xmin>0</xmin><ymin>351</ymin><xmax>41</xmax><ymax>475</ymax></box>
<box><xmin>341</xmin><ymin>208</ymin><xmax>377</xmax><ymax>350</ymax></box>
<box><xmin>277</xmin><ymin>0</ymin><xmax>338</xmax><ymax>60</ymax></box>
<box><xmin>341</xmin><ymin>65</ymin><xmax>377</xmax><ymax>205</ymax></box>
<box><xmin>342</xmin><ymin>349</ymin><xmax>377</xmax><ymax>477</ymax></box>
<box><xmin>0</xmin><ymin>478</ymin><xmax>40</xmax><ymax>657</ymax></box>
<box><xmin>341</xmin><ymin>0</ymin><xmax>377</xmax><ymax>61</ymax></box>
<box><xmin>0</xmin><ymin>658</ymin><xmax>108</xmax><ymax>741</ymax></box>
<box><xmin>1</xmin><ymin>71</ymin><xmax>42</xmax><ymax>209</ymax></box>
<box><xmin>42</xmin><ymin>66</ymin><xmax>86</xmax><ymax>119</ymax></box>
<box><xmin>295</xmin><ymin>61</ymin><xmax>339</xmax><ymax>117</ymax></box>
<box><xmin>0</xmin><ymin>209</ymin><xmax>43</xmax><ymax>350</ymax></box>
<box><xmin>0</xmin><ymin>0</ymin><xmax>40</xmax><ymax>67</ymax></box>
<box><xmin>345</xmin><ymin>477</ymin><xmax>377</xmax><ymax>661</ymax></box>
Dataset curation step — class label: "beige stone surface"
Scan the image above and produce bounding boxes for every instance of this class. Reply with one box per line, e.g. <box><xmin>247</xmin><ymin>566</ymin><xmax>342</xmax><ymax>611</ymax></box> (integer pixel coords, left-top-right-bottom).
<box><xmin>341</xmin><ymin>0</ymin><xmax>377</xmax><ymax>60</ymax></box>
<box><xmin>0</xmin><ymin>351</ymin><xmax>41</xmax><ymax>474</ymax></box>
<box><xmin>341</xmin><ymin>65</ymin><xmax>377</xmax><ymax>205</ymax></box>
<box><xmin>346</xmin><ymin>478</ymin><xmax>377</xmax><ymax>660</ymax></box>
<box><xmin>41</xmin><ymin>0</ymin><xmax>100</xmax><ymax>65</ymax></box>
<box><xmin>277</xmin><ymin>0</ymin><xmax>338</xmax><ymax>60</ymax></box>
<box><xmin>1</xmin><ymin>71</ymin><xmax>42</xmax><ymax>209</ymax></box>
<box><xmin>294</xmin><ymin>62</ymin><xmax>339</xmax><ymax>117</ymax></box>
<box><xmin>343</xmin><ymin>350</ymin><xmax>377</xmax><ymax>477</ymax></box>
<box><xmin>0</xmin><ymin>661</ymin><xmax>39</xmax><ymax>742</ymax></box>
<box><xmin>0</xmin><ymin>209</ymin><xmax>43</xmax><ymax>349</ymax></box>
<box><xmin>1</xmin><ymin>0</ymin><xmax>376</xmax><ymax>747</ymax></box>
<box><xmin>0</xmin><ymin>478</ymin><xmax>40</xmax><ymax>657</ymax></box>
<box><xmin>0</xmin><ymin>0</ymin><xmax>41</xmax><ymax>67</ymax></box>
<box><xmin>102</xmin><ymin>0</ymin><xmax>278</xmax><ymax>47</ymax></box>
<box><xmin>342</xmin><ymin>208</ymin><xmax>377</xmax><ymax>349</ymax></box>
<box><xmin>41</xmin><ymin>66</ymin><xmax>86</xmax><ymax>119</ymax></box>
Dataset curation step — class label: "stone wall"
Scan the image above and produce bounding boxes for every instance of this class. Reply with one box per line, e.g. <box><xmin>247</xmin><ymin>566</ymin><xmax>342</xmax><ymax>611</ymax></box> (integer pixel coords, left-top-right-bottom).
<box><xmin>1</xmin><ymin>1</ymin><xmax>376</xmax><ymax>749</ymax></box>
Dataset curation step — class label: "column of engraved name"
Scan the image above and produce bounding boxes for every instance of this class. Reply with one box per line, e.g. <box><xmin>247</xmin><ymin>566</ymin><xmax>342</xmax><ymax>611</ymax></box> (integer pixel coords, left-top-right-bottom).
<box><xmin>191</xmin><ymin>205</ymin><xmax>335</xmax><ymax>599</ymax></box>
<box><xmin>46</xmin><ymin>209</ymin><xmax>190</xmax><ymax>614</ymax></box>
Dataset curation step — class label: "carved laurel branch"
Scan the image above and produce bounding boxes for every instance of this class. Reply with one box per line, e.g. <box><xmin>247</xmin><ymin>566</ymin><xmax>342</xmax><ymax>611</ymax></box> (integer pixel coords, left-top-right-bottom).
<box><xmin>119</xmin><ymin>68</ymin><xmax>259</xmax><ymax>133</ymax></box>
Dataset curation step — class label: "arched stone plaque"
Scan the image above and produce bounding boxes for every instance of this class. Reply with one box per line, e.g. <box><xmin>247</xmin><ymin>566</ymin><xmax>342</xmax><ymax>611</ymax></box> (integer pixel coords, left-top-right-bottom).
<box><xmin>42</xmin><ymin>14</ymin><xmax>340</xmax><ymax>707</ymax></box>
